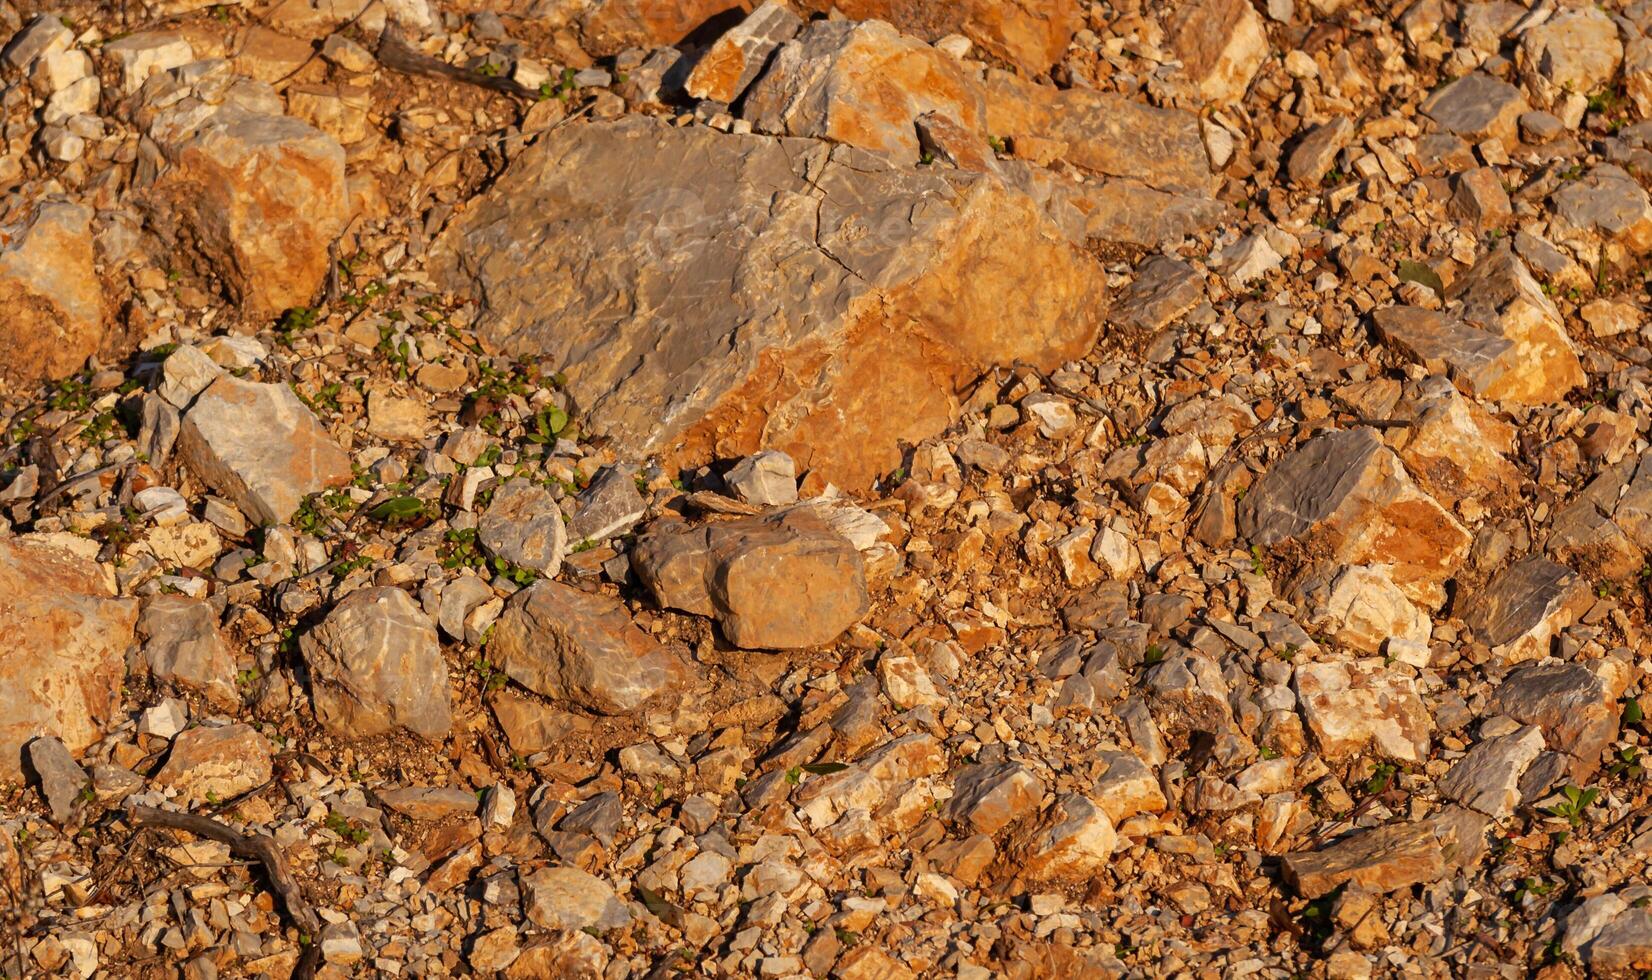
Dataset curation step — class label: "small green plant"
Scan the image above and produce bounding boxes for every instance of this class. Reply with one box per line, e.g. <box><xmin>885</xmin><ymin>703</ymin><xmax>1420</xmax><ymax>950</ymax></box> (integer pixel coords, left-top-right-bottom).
<box><xmin>1364</xmin><ymin>761</ymin><xmax>1398</xmax><ymax>795</ymax></box>
<box><xmin>986</xmin><ymin>134</ymin><xmax>1005</xmax><ymax>154</ymax></box>
<box><xmin>368</xmin><ymin>496</ymin><xmax>431</xmax><ymax>525</ymax></box>
<box><xmin>274</xmin><ymin>306</ymin><xmax>318</xmax><ymax>347</ymax></box>
<box><xmin>471</xmin><ymin>656</ymin><xmax>509</xmax><ymax>692</ymax></box>
<box><xmin>1608</xmin><ymin>747</ymin><xmax>1643</xmax><ymax>780</ymax></box>
<box><xmin>1542</xmin><ymin>785</ymin><xmax>1600</xmax><ymax>826</ymax></box>
<box><xmin>523</xmin><ymin>403</ymin><xmax>569</xmax><ymax>445</ymax></box>
<box><xmin>1248</xmin><ymin>544</ymin><xmax>1267</xmax><ymax>576</ymax></box>
<box><xmin>1143</xmin><ymin>644</ymin><xmax>1167</xmax><ymax>666</ymax></box>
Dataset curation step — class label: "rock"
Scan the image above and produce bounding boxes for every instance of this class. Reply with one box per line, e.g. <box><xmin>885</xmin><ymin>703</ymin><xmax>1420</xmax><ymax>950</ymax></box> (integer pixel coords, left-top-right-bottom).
<box><xmin>1487</xmin><ymin>662</ymin><xmax>1620</xmax><ymax>778</ymax></box>
<box><xmin>434</xmin><ymin>116</ymin><xmax>1104</xmax><ymax>488</ymax></box>
<box><xmin>2</xmin><ymin>15</ymin><xmax>71</xmax><ymax>71</ymax></box>
<box><xmin>1297</xmin><ymin>563</ymin><xmax>1429</xmax><ymax>656</ymax></box>
<box><xmin>1114</xmin><ymin>256</ymin><xmax>1204</xmax><ymax>332</ymax></box>
<box><xmin>145</xmin><ymin>89</ymin><xmax>348</xmax><ymax>319</ymax></box>
<box><xmin>1518</xmin><ymin>6</ymin><xmax>1621</xmax><ymax>102</ymax></box>
<box><xmin>568</xmin><ymin>467</ymin><xmax>647</xmax><ymax>544</ymax></box>
<box><xmin>793</xmin><ymin>0</ymin><xmax>1081</xmax><ymax>73</ymax></box>
<box><xmin>507</xmin><ymin>930</ymin><xmax>610</xmax><ymax>979</ymax></box>
<box><xmin>1287</xmin><ymin>116</ymin><xmax>1355</xmax><ymax>185</ymax></box>
<box><xmin>1389</xmin><ymin>383</ymin><xmax>1521</xmax><ymax>507</ymax></box>
<box><xmin>300</xmin><ymin>587</ymin><xmax>453</xmax><ymax>739</ymax></box>
<box><xmin>1144</xmin><ymin>650</ymin><xmax>1233</xmax><ymax>734</ymax></box>
<box><xmin>377</xmin><ymin>786</ymin><xmax>479</xmax><ymax>821</ymax></box>
<box><xmin>573</xmin><ymin>0</ymin><xmax>750</xmax><ymax>56</ymax></box>
<box><xmin>983</xmin><ymin>71</ymin><xmax>1213</xmax><ymax>195</ymax></box>
<box><xmin>1165</xmin><ymin>0</ymin><xmax>1269</xmax><ymax>105</ymax></box>
<box><xmin>1008</xmin><ymin>793</ymin><xmax>1117</xmax><ymax>882</ymax></box>
<box><xmin>1063</xmin><ymin>178</ymin><xmax>1234</xmax><ymax>250</ymax></box>
<box><xmin>1093</xmin><ymin>750</ymin><xmax>1168</xmax><ymax>823</ymax></box>
<box><xmin>157</xmin><ymin>345</ymin><xmax>224</xmax><ymax>410</ymax></box>
<box><xmin>1217</xmin><ymin>233</ymin><xmax>1284</xmax><ymax>285</ymax></box>
<box><xmin>478</xmin><ymin>478</ymin><xmax>568</xmax><ymax>576</ymax></box>
<box><xmin>683</xmin><ymin>0</ymin><xmax>802</xmax><ymax>105</ymax></box>
<box><xmin>1437</xmin><ymin>726</ymin><xmax>1545</xmax><ymax>819</ymax></box>
<box><xmin>137</xmin><ymin>595</ymin><xmax>240</xmax><ymax>710</ymax></box>
<box><xmin>488</xmin><ymin>581</ymin><xmax>685</xmax><ymax>715</ymax></box>
<box><xmin>725</xmin><ymin>450</ymin><xmax>798</xmax><ymax>508</ymax></box>
<box><xmin>1420</xmin><ymin>73</ymin><xmax>1528</xmax><ymax>143</ymax></box>
<box><xmin>0</xmin><ymin>201</ymin><xmax>102</xmax><ymax>384</ymax></box>
<box><xmin>178</xmin><ymin>376</ymin><xmax>352</xmax><ymax>526</ymax></box>
<box><xmin>1239</xmin><ymin>427</ymin><xmax>1470</xmax><ymax>607</ymax></box>
<box><xmin>1463</xmin><ymin>556</ymin><xmax>1591</xmax><ymax>664</ymax></box>
<box><xmin>26</xmin><ymin>737</ymin><xmax>88</xmax><ymax>824</ymax></box>
<box><xmin>522</xmin><ymin>866</ymin><xmax>632</xmax><ymax>932</ymax></box>
<box><xmin>632</xmin><ymin>510</ymin><xmax>869</xmax><ymax>649</ymax></box>
<box><xmin>1589</xmin><ymin>909</ymin><xmax>1652</xmax><ymax>977</ymax></box>
<box><xmin>1550</xmin><ymin>165</ymin><xmax>1652</xmax><ymax>258</ymax></box>
<box><xmin>366</xmin><ymin>389</ymin><xmax>433</xmax><ymax>441</ymax></box>
<box><xmin>1444</xmin><ymin>245</ymin><xmax>1585</xmax><ymax>403</ymax></box>
<box><xmin>742</xmin><ymin>18</ymin><xmax>982</xmax><ymax>164</ymax></box>
<box><xmin>916</xmin><ymin>110</ymin><xmax>998</xmax><ymax>173</ymax></box>
<box><xmin>1282</xmin><ymin>822</ymin><xmax>1446</xmax><ymax>898</ymax></box>
<box><xmin>1371</xmin><ymin>307</ymin><xmax>1522</xmax><ymax>402</ymax></box>
<box><xmin>154</xmin><ymin>724</ymin><xmax>275</xmax><ymax>804</ymax></box>
<box><xmin>1294</xmin><ymin>659</ymin><xmax>1431</xmax><ymax>763</ymax></box>
<box><xmin>104</xmin><ymin>32</ymin><xmax>193</xmax><ymax>94</ymax></box>
<box><xmin>0</xmin><ymin>536</ymin><xmax>137</xmax><ymax>780</ymax></box>
<box><xmin>946</xmin><ymin>762</ymin><xmax>1045</xmax><ymax>835</ymax></box>
<box><xmin>1449</xmin><ymin>167</ymin><xmax>1512</xmax><ymax>231</ymax></box>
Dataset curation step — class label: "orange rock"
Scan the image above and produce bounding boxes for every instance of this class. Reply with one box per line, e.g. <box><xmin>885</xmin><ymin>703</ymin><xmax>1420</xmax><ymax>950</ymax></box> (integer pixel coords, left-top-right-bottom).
<box><xmin>795</xmin><ymin>0</ymin><xmax>1082</xmax><ymax>73</ymax></box>
<box><xmin>0</xmin><ymin>536</ymin><xmax>136</xmax><ymax>779</ymax></box>
<box><xmin>0</xmin><ymin>201</ymin><xmax>103</xmax><ymax>385</ymax></box>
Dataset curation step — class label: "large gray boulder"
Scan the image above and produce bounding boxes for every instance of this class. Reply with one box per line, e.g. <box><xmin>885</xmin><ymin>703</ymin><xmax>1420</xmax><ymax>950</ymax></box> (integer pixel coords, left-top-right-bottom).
<box><xmin>432</xmin><ymin>115</ymin><xmax>1105</xmax><ymax>488</ymax></box>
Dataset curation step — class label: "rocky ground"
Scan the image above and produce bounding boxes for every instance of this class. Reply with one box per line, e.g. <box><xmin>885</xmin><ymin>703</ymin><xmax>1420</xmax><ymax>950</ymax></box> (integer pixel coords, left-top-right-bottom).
<box><xmin>0</xmin><ymin>0</ymin><xmax>1651</xmax><ymax>977</ymax></box>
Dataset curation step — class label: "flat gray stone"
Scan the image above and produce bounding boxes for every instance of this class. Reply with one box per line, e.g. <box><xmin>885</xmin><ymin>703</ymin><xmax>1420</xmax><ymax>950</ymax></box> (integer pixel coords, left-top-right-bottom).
<box><xmin>1437</xmin><ymin>725</ymin><xmax>1545</xmax><ymax>819</ymax></box>
<box><xmin>26</xmin><ymin>736</ymin><xmax>87</xmax><ymax>825</ymax></box>
<box><xmin>1463</xmin><ymin>556</ymin><xmax>1591</xmax><ymax>663</ymax></box>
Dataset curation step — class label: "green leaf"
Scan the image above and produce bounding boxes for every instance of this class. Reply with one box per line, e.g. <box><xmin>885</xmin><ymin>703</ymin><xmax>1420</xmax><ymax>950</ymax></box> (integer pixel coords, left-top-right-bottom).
<box><xmin>1396</xmin><ymin>260</ymin><xmax>1444</xmax><ymax>297</ymax></box>
<box><xmin>801</xmin><ymin>762</ymin><xmax>849</xmax><ymax>775</ymax></box>
<box><xmin>1623</xmin><ymin>698</ymin><xmax>1645</xmax><ymax>726</ymax></box>
<box><xmin>1563</xmin><ymin>785</ymin><xmax>1582</xmax><ymax>805</ymax></box>
<box><xmin>369</xmin><ymin>496</ymin><xmax>427</xmax><ymax>523</ymax></box>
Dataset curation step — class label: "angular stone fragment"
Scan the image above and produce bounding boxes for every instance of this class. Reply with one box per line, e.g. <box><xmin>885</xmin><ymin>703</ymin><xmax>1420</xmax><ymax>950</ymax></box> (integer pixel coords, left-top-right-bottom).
<box><xmin>1093</xmin><ymin>749</ymin><xmax>1167</xmax><ymax>823</ymax></box>
<box><xmin>522</xmin><ymin>866</ymin><xmax>632</xmax><ymax>932</ymax></box>
<box><xmin>26</xmin><ymin>737</ymin><xmax>88</xmax><ymax>825</ymax></box>
<box><xmin>1115</xmin><ymin>255</ymin><xmax>1204</xmax><ymax>332</ymax></box>
<box><xmin>0</xmin><ymin>536</ymin><xmax>137</xmax><ymax>780</ymax></box>
<box><xmin>378</xmin><ymin>786</ymin><xmax>479</xmax><ymax>821</ymax></box>
<box><xmin>1297</xmin><ymin>563</ymin><xmax>1429</xmax><ymax>656</ymax></box>
<box><xmin>1282</xmin><ymin>822</ymin><xmax>1446</xmax><ymax>898</ymax></box>
<box><xmin>1488</xmin><ymin>662</ymin><xmax>1619</xmax><ymax>778</ymax></box>
<box><xmin>569</xmin><ymin>466</ymin><xmax>647</xmax><ymax>544</ymax></box>
<box><xmin>154</xmin><ymin>724</ymin><xmax>274</xmax><ymax>804</ymax></box>
<box><xmin>725</xmin><ymin>450</ymin><xmax>798</xmax><ymax>508</ymax></box>
<box><xmin>1550</xmin><ymin>165</ymin><xmax>1652</xmax><ymax>258</ymax></box>
<box><xmin>1420</xmin><ymin>73</ymin><xmax>1528</xmax><ymax>143</ymax></box>
<box><xmin>1287</xmin><ymin>116</ymin><xmax>1355</xmax><ymax>185</ymax></box>
<box><xmin>1165</xmin><ymin>0</ymin><xmax>1268</xmax><ymax>106</ymax></box>
<box><xmin>479</xmin><ymin>478</ymin><xmax>567</xmax><ymax>576</ymax></box>
<box><xmin>1463</xmin><ymin>556</ymin><xmax>1591</xmax><ymax>664</ymax></box>
<box><xmin>1144</xmin><ymin>650</ymin><xmax>1233</xmax><ymax>734</ymax></box>
<box><xmin>984</xmin><ymin>71</ymin><xmax>1213</xmax><ymax>195</ymax></box>
<box><xmin>138</xmin><ymin>595</ymin><xmax>240</xmax><ymax>710</ymax></box>
<box><xmin>1589</xmin><ymin>909</ymin><xmax>1652</xmax><ymax>977</ymax></box>
<box><xmin>632</xmin><ymin>510</ymin><xmax>869</xmax><ymax>649</ymax></box>
<box><xmin>1449</xmin><ymin>167</ymin><xmax>1512</xmax><ymax>230</ymax></box>
<box><xmin>1389</xmin><ymin>383</ymin><xmax>1521</xmax><ymax>507</ymax></box>
<box><xmin>1518</xmin><ymin>6</ymin><xmax>1621</xmax><ymax>100</ymax></box>
<box><xmin>1064</xmin><ymin>179</ymin><xmax>1234</xmax><ymax>249</ymax></box>
<box><xmin>743</xmin><ymin>19</ymin><xmax>982</xmax><ymax>163</ymax></box>
<box><xmin>946</xmin><ymin>762</ymin><xmax>1045</xmax><ymax>835</ymax></box>
<box><xmin>146</xmin><ymin>90</ymin><xmax>348</xmax><ymax>319</ymax></box>
<box><xmin>434</xmin><ymin>116</ymin><xmax>1104</xmax><ymax>488</ymax></box>
<box><xmin>489</xmin><ymin>581</ymin><xmax>685</xmax><ymax>715</ymax></box>
<box><xmin>684</xmin><ymin>0</ymin><xmax>802</xmax><ymax>104</ymax></box>
<box><xmin>1239</xmin><ymin>427</ymin><xmax>1469</xmax><ymax>607</ymax></box>
<box><xmin>573</xmin><ymin>0</ymin><xmax>744</xmax><ymax>56</ymax></box>
<box><xmin>793</xmin><ymin>733</ymin><xmax>947</xmax><ymax>830</ymax></box>
<box><xmin>178</xmin><ymin>376</ymin><xmax>352</xmax><ymax>526</ymax></box>
<box><xmin>1438</xmin><ymin>725</ymin><xmax>1545</xmax><ymax>819</ymax></box>
<box><xmin>1008</xmin><ymin>793</ymin><xmax>1116</xmax><ymax>882</ymax></box>
<box><xmin>300</xmin><ymin>587</ymin><xmax>452</xmax><ymax>739</ymax></box>
<box><xmin>104</xmin><ymin>32</ymin><xmax>194</xmax><ymax>94</ymax></box>
<box><xmin>0</xmin><ymin>201</ymin><xmax>102</xmax><ymax>384</ymax></box>
<box><xmin>1370</xmin><ymin>307</ymin><xmax>1520</xmax><ymax>401</ymax></box>
<box><xmin>1294</xmin><ymin>659</ymin><xmax>1431</xmax><ymax>763</ymax></box>
<box><xmin>916</xmin><ymin>110</ymin><xmax>997</xmax><ymax>173</ymax></box>
<box><xmin>1446</xmin><ymin>245</ymin><xmax>1585</xmax><ymax>403</ymax></box>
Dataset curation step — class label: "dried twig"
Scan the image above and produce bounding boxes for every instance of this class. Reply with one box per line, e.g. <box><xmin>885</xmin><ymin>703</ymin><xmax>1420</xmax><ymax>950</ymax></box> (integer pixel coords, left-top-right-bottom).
<box><xmin>127</xmin><ymin>805</ymin><xmax>323</xmax><ymax>979</ymax></box>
